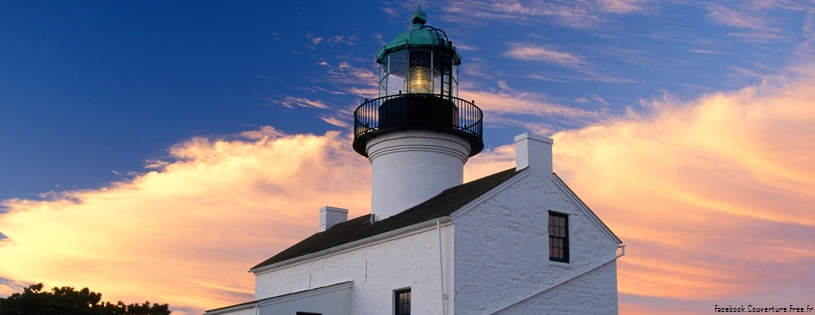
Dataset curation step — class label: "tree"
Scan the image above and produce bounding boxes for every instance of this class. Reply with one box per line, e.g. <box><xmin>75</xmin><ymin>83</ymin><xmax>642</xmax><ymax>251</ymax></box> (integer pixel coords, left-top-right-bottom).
<box><xmin>0</xmin><ymin>283</ymin><xmax>171</xmax><ymax>315</ymax></box>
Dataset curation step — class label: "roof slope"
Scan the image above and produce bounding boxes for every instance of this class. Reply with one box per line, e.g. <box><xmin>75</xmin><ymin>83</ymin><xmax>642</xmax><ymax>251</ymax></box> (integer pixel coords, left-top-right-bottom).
<box><xmin>205</xmin><ymin>282</ymin><xmax>352</xmax><ymax>314</ymax></box>
<box><xmin>251</xmin><ymin>167</ymin><xmax>519</xmax><ymax>271</ymax></box>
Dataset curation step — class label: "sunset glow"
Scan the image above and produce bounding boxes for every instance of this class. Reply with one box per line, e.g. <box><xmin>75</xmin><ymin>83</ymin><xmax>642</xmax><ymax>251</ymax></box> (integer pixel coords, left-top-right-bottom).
<box><xmin>2</xmin><ymin>1</ymin><xmax>814</xmax><ymax>314</ymax></box>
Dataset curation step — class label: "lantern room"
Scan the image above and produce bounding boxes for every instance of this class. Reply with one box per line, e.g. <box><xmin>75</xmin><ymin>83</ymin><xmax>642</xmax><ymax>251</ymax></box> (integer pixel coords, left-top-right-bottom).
<box><xmin>375</xmin><ymin>9</ymin><xmax>461</xmax><ymax>97</ymax></box>
<box><xmin>353</xmin><ymin>8</ymin><xmax>483</xmax><ymax>160</ymax></box>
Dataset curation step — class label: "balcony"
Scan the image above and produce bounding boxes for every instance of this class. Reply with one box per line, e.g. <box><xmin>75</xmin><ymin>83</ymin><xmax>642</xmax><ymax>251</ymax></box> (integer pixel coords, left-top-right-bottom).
<box><xmin>353</xmin><ymin>94</ymin><xmax>483</xmax><ymax>157</ymax></box>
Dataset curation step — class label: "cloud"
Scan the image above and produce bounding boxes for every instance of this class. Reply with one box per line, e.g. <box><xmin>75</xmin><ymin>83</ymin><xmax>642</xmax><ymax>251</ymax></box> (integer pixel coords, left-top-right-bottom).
<box><xmin>272</xmin><ymin>96</ymin><xmax>331</xmax><ymax>109</ymax></box>
<box><xmin>316</xmin><ymin>61</ymin><xmax>378</xmax><ymax>98</ymax></box>
<box><xmin>307</xmin><ymin>34</ymin><xmax>324</xmax><ymax>45</ymax></box>
<box><xmin>504</xmin><ymin>43</ymin><xmax>584</xmax><ymax>67</ymax></box>
<box><xmin>707</xmin><ymin>4</ymin><xmax>773</xmax><ymax>31</ymax></box>
<box><xmin>320</xmin><ymin>115</ymin><xmax>350</xmax><ymax>128</ymax></box>
<box><xmin>553</xmin><ymin>63</ymin><xmax>815</xmax><ymax>312</ymax></box>
<box><xmin>306</xmin><ymin>34</ymin><xmax>357</xmax><ymax>46</ymax></box>
<box><xmin>598</xmin><ymin>0</ymin><xmax>644</xmax><ymax>14</ymax></box>
<box><xmin>689</xmin><ymin>48</ymin><xmax>727</xmax><ymax>55</ymax></box>
<box><xmin>591</xmin><ymin>93</ymin><xmax>610</xmax><ymax>105</ymax></box>
<box><xmin>0</xmin><ymin>127</ymin><xmax>372</xmax><ymax>314</ymax></box>
<box><xmin>3</xmin><ymin>61</ymin><xmax>815</xmax><ymax>315</ymax></box>
<box><xmin>507</xmin><ymin>45</ymin><xmax>634</xmax><ymax>83</ymax></box>
<box><xmin>460</xmin><ymin>82</ymin><xmax>605</xmax><ymax>124</ymax></box>
<box><xmin>460</xmin><ymin>61</ymin><xmax>815</xmax><ymax>312</ymax></box>
<box><xmin>441</xmin><ymin>0</ymin><xmax>647</xmax><ymax>29</ymax></box>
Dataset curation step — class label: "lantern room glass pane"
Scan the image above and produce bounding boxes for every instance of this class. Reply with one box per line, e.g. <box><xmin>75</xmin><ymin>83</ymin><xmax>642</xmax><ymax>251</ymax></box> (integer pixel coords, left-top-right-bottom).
<box><xmin>379</xmin><ymin>63</ymin><xmax>388</xmax><ymax>97</ymax></box>
<box><xmin>388</xmin><ymin>50</ymin><xmax>409</xmax><ymax>73</ymax></box>
<box><xmin>379</xmin><ymin>48</ymin><xmax>459</xmax><ymax>97</ymax></box>
<box><xmin>386</xmin><ymin>71</ymin><xmax>406</xmax><ymax>97</ymax></box>
<box><xmin>379</xmin><ymin>51</ymin><xmax>409</xmax><ymax>97</ymax></box>
<box><xmin>450</xmin><ymin>64</ymin><xmax>458</xmax><ymax>97</ymax></box>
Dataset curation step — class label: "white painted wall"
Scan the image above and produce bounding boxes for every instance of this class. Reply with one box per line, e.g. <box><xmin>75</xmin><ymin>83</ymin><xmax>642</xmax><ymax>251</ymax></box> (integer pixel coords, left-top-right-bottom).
<box><xmin>452</xmin><ymin>170</ymin><xmax>620</xmax><ymax>314</ymax></box>
<box><xmin>258</xmin><ymin>282</ymin><xmax>352</xmax><ymax>315</ymax></box>
<box><xmin>498</xmin><ymin>262</ymin><xmax>618</xmax><ymax>314</ymax></box>
<box><xmin>254</xmin><ymin>222</ymin><xmax>456</xmax><ymax>315</ymax></box>
<box><xmin>366</xmin><ymin>130</ymin><xmax>470</xmax><ymax>220</ymax></box>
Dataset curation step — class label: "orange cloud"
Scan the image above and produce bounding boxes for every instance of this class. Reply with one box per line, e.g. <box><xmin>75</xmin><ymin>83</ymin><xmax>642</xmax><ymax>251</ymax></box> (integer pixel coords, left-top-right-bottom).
<box><xmin>0</xmin><ymin>127</ymin><xmax>372</xmax><ymax>314</ymax></box>
<box><xmin>553</xmin><ymin>65</ymin><xmax>815</xmax><ymax>311</ymax></box>
<box><xmin>2</xmin><ymin>63</ymin><xmax>815</xmax><ymax>315</ymax></box>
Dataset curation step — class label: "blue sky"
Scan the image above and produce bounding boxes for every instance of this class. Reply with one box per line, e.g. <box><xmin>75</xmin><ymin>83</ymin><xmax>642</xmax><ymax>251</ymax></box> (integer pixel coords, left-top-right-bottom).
<box><xmin>3</xmin><ymin>0</ymin><xmax>805</xmax><ymax>199</ymax></box>
<box><xmin>2</xmin><ymin>1</ymin><xmax>814</xmax><ymax>314</ymax></box>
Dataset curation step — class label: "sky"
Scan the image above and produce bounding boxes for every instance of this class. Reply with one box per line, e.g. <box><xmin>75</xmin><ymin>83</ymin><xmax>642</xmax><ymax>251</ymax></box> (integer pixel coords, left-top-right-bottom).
<box><xmin>1</xmin><ymin>0</ymin><xmax>813</xmax><ymax>314</ymax></box>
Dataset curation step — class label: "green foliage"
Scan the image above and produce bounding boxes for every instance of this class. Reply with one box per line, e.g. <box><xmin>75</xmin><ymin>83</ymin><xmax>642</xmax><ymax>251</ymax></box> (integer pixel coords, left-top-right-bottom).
<box><xmin>0</xmin><ymin>283</ymin><xmax>171</xmax><ymax>315</ymax></box>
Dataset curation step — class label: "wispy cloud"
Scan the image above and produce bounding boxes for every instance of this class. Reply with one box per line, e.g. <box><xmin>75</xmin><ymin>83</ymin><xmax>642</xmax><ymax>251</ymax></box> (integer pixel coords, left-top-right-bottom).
<box><xmin>316</xmin><ymin>61</ymin><xmax>378</xmax><ymax>98</ymax></box>
<box><xmin>591</xmin><ymin>93</ymin><xmax>610</xmax><ymax>105</ymax></box>
<box><xmin>440</xmin><ymin>0</ymin><xmax>648</xmax><ymax>29</ymax></box>
<box><xmin>689</xmin><ymin>48</ymin><xmax>727</xmax><ymax>54</ymax></box>
<box><xmin>508</xmin><ymin>44</ymin><xmax>635</xmax><ymax>83</ymax></box>
<box><xmin>504</xmin><ymin>43</ymin><xmax>584</xmax><ymax>67</ymax></box>
<box><xmin>460</xmin><ymin>81</ymin><xmax>605</xmax><ymax>124</ymax></box>
<box><xmin>707</xmin><ymin>4</ymin><xmax>773</xmax><ymax>31</ymax></box>
<box><xmin>320</xmin><ymin>115</ymin><xmax>350</xmax><ymax>128</ymax></box>
<box><xmin>598</xmin><ymin>0</ymin><xmax>644</xmax><ymax>14</ymax></box>
<box><xmin>306</xmin><ymin>34</ymin><xmax>357</xmax><ymax>47</ymax></box>
<box><xmin>272</xmin><ymin>96</ymin><xmax>331</xmax><ymax>109</ymax></box>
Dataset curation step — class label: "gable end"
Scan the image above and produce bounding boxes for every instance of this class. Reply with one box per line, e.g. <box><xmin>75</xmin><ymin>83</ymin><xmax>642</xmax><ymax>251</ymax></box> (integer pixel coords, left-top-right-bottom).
<box><xmin>552</xmin><ymin>173</ymin><xmax>622</xmax><ymax>244</ymax></box>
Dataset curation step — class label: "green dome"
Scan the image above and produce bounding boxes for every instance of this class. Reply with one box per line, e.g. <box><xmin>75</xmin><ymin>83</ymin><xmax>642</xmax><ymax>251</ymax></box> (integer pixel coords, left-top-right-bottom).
<box><xmin>375</xmin><ymin>8</ymin><xmax>461</xmax><ymax>64</ymax></box>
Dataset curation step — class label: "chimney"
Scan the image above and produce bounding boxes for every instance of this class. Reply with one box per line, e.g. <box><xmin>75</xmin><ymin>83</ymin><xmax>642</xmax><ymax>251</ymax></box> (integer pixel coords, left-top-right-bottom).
<box><xmin>319</xmin><ymin>206</ymin><xmax>348</xmax><ymax>232</ymax></box>
<box><xmin>514</xmin><ymin>133</ymin><xmax>553</xmax><ymax>176</ymax></box>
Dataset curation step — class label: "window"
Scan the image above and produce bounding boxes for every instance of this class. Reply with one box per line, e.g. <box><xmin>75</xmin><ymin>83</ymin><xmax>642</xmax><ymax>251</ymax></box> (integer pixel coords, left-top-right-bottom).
<box><xmin>296</xmin><ymin>313</ymin><xmax>321</xmax><ymax>315</ymax></box>
<box><xmin>394</xmin><ymin>288</ymin><xmax>411</xmax><ymax>315</ymax></box>
<box><xmin>549</xmin><ymin>212</ymin><xmax>569</xmax><ymax>262</ymax></box>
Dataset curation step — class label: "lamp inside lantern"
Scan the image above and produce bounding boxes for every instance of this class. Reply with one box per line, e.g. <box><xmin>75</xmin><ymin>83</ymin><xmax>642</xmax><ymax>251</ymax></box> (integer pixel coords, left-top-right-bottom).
<box><xmin>405</xmin><ymin>66</ymin><xmax>432</xmax><ymax>94</ymax></box>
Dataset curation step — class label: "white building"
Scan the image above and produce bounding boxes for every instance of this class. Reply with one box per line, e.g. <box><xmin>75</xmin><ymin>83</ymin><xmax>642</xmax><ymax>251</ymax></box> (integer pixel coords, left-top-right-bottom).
<box><xmin>206</xmin><ymin>9</ymin><xmax>623</xmax><ymax>315</ymax></box>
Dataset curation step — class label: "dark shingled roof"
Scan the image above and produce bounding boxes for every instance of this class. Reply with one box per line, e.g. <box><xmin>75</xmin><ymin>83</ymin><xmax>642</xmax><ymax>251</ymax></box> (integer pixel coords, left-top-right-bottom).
<box><xmin>250</xmin><ymin>167</ymin><xmax>520</xmax><ymax>271</ymax></box>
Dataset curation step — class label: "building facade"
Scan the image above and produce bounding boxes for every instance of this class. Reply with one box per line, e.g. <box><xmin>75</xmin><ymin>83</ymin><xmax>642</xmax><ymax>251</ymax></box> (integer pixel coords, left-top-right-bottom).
<box><xmin>206</xmin><ymin>9</ymin><xmax>623</xmax><ymax>315</ymax></box>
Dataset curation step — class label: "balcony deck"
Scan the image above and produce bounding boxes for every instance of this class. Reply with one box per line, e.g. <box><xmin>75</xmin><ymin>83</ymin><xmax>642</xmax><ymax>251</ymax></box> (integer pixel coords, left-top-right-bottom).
<box><xmin>353</xmin><ymin>94</ymin><xmax>483</xmax><ymax>157</ymax></box>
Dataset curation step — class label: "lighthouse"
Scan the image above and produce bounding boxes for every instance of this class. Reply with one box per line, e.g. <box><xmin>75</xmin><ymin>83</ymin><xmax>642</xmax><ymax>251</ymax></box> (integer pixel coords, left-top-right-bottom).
<box><xmin>353</xmin><ymin>8</ymin><xmax>484</xmax><ymax>220</ymax></box>
<box><xmin>207</xmin><ymin>9</ymin><xmax>624</xmax><ymax>315</ymax></box>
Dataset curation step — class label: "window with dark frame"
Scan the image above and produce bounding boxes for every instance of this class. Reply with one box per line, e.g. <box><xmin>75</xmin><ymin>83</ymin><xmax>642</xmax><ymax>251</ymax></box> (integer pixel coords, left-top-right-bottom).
<box><xmin>295</xmin><ymin>312</ymin><xmax>321</xmax><ymax>315</ymax></box>
<box><xmin>549</xmin><ymin>211</ymin><xmax>569</xmax><ymax>262</ymax></box>
<box><xmin>394</xmin><ymin>288</ymin><xmax>411</xmax><ymax>315</ymax></box>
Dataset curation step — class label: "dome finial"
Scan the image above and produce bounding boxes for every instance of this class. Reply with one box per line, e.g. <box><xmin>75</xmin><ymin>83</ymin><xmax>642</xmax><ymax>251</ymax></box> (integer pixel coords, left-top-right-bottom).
<box><xmin>411</xmin><ymin>7</ymin><xmax>427</xmax><ymax>26</ymax></box>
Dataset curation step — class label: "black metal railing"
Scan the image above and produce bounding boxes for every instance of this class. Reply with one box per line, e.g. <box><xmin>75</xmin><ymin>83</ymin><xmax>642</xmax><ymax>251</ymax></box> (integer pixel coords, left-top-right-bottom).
<box><xmin>353</xmin><ymin>94</ymin><xmax>483</xmax><ymax>156</ymax></box>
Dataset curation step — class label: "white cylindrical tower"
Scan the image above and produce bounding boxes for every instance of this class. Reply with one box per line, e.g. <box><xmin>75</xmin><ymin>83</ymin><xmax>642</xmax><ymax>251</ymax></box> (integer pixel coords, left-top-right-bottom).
<box><xmin>352</xmin><ymin>8</ymin><xmax>484</xmax><ymax>220</ymax></box>
<box><xmin>367</xmin><ymin>130</ymin><xmax>471</xmax><ymax>219</ymax></box>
